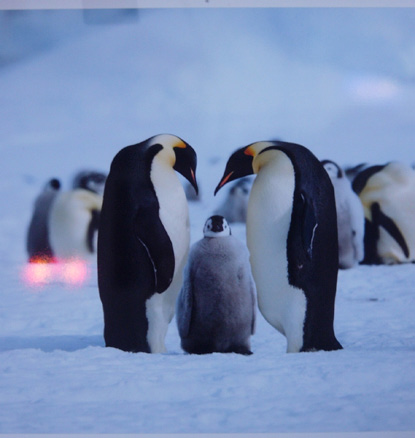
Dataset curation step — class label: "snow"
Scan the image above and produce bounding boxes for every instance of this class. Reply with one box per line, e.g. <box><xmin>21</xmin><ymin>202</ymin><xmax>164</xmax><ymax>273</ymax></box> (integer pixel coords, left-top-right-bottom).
<box><xmin>1</xmin><ymin>7</ymin><xmax>415</xmax><ymax>435</ymax></box>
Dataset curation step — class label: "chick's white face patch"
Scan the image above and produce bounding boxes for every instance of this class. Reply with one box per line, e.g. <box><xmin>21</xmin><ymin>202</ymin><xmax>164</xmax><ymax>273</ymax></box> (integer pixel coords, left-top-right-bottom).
<box><xmin>203</xmin><ymin>216</ymin><xmax>231</xmax><ymax>238</ymax></box>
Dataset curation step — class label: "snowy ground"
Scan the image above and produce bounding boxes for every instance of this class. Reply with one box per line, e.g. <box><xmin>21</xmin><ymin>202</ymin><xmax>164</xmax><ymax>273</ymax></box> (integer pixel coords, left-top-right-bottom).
<box><xmin>1</xmin><ymin>7</ymin><xmax>415</xmax><ymax>435</ymax></box>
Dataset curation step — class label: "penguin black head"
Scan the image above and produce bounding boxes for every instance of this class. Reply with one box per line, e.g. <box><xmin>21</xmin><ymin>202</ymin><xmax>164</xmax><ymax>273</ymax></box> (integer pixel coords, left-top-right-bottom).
<box><xmin>203</xmin><ymin>215</ymin><xmax>231</xmax><ymax>238</ymax></box>
<box><xmin>146</xmin><ymin>134</ymin><xmax>198</xmax><ymax>195</ymax></box>
<box><xmin>214</xmin><ymin>146</ymin><xmax>255</xmax><ymax>195</ymax></box>
<box><xmin>172</xmin><ymin>140</ymin><xmax>198</xmax><ymax>196</ymax></box>
<box><xmin>321</xmin><ymin>160</ymin><xmax>343</xmax><ymax>179</ymax></box>
<box><xmin>45</xmin><ymin>178</ymin><xmax>61</xmax><ymax>191</ymax></box>
<box><xmin>215</xmin><ymin>141</ymin><xmax>288</xmax><ymax>195</ymax></box>
<box><xmin>73</xmin><ymin>170</ymin><xmax>107</xmax><ymax>195</ymax></box>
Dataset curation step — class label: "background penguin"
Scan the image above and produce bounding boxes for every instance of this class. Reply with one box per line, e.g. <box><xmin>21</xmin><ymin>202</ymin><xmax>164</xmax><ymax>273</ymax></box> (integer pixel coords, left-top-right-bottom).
<box><xmin>48</xmin><ymin>174</ymin><xmax>103</xmax><ymax>262</ymax></box>
<box><xmin>214</xmin><ymin>177</ymin><xmax>253</xmax><ymax>223</ymax></box>
<box><xmin>72</xmin><ymin>169</ymin><xmax>107</xmax><ymax>196</ymax></box>
<box><xmin>26</xmin><ymin>177</ymin><xmax>61</xmax><ymax>262</ymax></box>
<box><xmin>98</xmin><ymin>134</ymin><xmax>198</xmax><ymax>353</ymax></box>
<box><xmin>215</xmin><ymin>140</ymin><xmax>342</xmax><ymax>353</ymax></box>
<box><xmin>344</xmin><ymin>162</ymin><xmax>369</xmax><ymax>183</ymax></box>
<box><xmin>352</xmin><ymin>162</ymin><xmax>415</xmax><ymax>265</ymax></box>
<box><xmin>176</xmin><ymin>215</ymin><xmax>256</xmax><ymax>355</ymax></box>
<box><xmin>322</xmin><ymin>159</ymin><xmax>365</xmax><ymax>269</ymax></box>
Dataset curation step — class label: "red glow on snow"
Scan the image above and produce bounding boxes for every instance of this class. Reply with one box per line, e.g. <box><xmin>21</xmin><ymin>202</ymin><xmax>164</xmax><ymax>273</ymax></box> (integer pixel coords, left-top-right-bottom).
<box><xmin>22</xmin><ymin>258</ymin><xmax>90</xmax><ymax>288</ymax></box>
<box><xmin>60</xmin><ymin>260</ymin><xmax>89</xmax><ymax>286</ymax></box>
<box><xmin>22</xmin><ymin>261</ymin><xmax>55</xmax><ymax>286</ymax></box>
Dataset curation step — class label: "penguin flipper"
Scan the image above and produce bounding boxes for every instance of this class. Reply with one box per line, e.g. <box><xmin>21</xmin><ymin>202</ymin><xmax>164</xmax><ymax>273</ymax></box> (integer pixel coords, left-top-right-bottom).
<box><xmin>135</xmin><ymin>206</ymin><xmax>175</xmax><ymax>293</ymax></box>
<box><xmin>299</xmin><ymin>191</ymin><xmax>318</xmax><ymax>259</ymax></box>
<box><xmin>86</xmin><ymin>209</ymin><xmax>100</xmax><ymax>253</ymax></box>
<box><xmin>372</xmin><ymin>202</ymin><xmax>409</xmax><ymax>258</ymax></box>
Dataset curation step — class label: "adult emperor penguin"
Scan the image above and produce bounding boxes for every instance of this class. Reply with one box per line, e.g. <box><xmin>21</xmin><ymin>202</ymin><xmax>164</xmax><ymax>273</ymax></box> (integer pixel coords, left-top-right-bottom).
<box><xmin>176</xmin><ymin>215</ymin><xmax>256</xmax><ymax>355</ymax></box>
<box><xmin>26</xmin><ymin>178</ymin><xmax>61</xmax><ymax>262</ymax></box>
<box><xmin>215</xmin><ymin>140</ymin><xmax>342</xmax><ymax>353</ymax></box>
<box><xmin>72</xmin><ymin>169</ymin><xmax>107</xmax><ymax>196</ymax></box>
<box><xmin>98</xmin><ymin>134</ymin><xmax>198</xmax><ymax>353</ymax></box>
<box><xmin>48</xmin><ymin>178</ymin><xmax>103</xmax><ymax>262</ymax></box>
<box><xmin>352</xmin><ymin>162</ymin><xmax>415</xmax><ymax>265</ymax></box>
<box><xmin>322</xmin><ymin>160</ymin><xmax>365</xmax><ymax>269</ymax></box>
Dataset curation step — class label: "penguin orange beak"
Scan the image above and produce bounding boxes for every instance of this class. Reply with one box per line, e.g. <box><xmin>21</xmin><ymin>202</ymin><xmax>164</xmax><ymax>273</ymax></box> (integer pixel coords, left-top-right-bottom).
<box><xmin>214</xmin><ymin>147</ymin><xmax>254</xmax><ymax>195</ymax></box>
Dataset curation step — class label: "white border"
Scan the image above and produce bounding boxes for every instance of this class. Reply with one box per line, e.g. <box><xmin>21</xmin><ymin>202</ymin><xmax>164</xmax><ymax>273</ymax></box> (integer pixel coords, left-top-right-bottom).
<box><xmin>1</xmin><ymin>0</ymin><xmax>415</xmax><ymax>9</ymax></box>
<box><xmin>0</xmin><ymin>2</ymin><xmax>413</xmax><ymax>438</ymax></box>
<box><xmin>0</xmin><ymin>434</ymin><xmax>414</xmax><ymax>438</ymax></box>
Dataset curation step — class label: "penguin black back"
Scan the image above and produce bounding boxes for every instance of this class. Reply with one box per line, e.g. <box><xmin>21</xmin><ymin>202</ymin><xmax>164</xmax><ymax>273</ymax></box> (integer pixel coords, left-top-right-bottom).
<box><xmin>98</xmin><ymin>143</ymin><xmax>172</xmax><ymax>352</ymax></box>
<box><xmin>215</xmin><ymin>140</ymin><xmax>342</xmax><ymax>352</ymax></box>
<box><xmin>277</xmin><ymin>144</ymin><xmax>341</xmax><ymax>351</ymax></box>
<box><xmin>98</xmin><ymin>135</ymin><xmax>198</xmax><ymax>353</ymax></box>
<box><xmin>26</xmin><ymin>178</ymin><xmax>61</xmax><ymax>262</ymax></box>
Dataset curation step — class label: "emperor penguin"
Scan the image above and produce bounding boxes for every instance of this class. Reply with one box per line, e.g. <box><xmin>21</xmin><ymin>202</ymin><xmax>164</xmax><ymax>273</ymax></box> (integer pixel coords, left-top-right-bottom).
<box><xmin>322</xmin><ymin>160</ymin><xmax>365</xmax><ymax>269</ymax></box>
<box><xmin>344</xmin><ymin>163</ymin><xmax>369</xmax><ymax>183</ymax></box>
<box><xmin>48</xmin><ymin>177</ymin><xmax>103</xmax><ymax>262</ymax></box>
<box><xmin>176</xmin><ymin>215</ymin><xmax>256</xmax><ymax>355</ymax></box>
<box><xmin>215</xmin><ymin>140</ymin><xmax>342</xmax><ymax>353</ymax></box>
<box><xmin>72</xmin><ymin>169</ymin><xmax>107</xmax><ymax>196</ymax></box>
<box><xmin>26</xmin><ymin>178</ymin><xmax>61</xmax><ymax>262</ymax></box>
<box><xmin>98</xmin><ymin>134</ymin><xmax>198</xmax><ymax>353</ymax></box>
<box><xmin>352</xmin><ymin>162</ymin><xmax>415</xmax><ymax>265</ymax></box>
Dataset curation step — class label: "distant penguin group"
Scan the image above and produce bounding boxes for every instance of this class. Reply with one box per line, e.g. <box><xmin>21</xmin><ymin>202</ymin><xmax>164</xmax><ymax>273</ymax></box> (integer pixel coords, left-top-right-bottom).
<box><xmin>28</xmin><ymin>132</ymin><xmax>415</xmax><ymax>356</ymax></box>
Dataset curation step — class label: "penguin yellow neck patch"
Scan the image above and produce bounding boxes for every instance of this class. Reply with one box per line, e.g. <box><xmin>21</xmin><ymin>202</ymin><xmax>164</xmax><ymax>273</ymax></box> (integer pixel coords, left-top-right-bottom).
<box><xmin>173</xmin><ymin>140</ymin><xmax>186</xmax><ymax>149</ymax></box>
<box><xmin>244</xmin><ymin>146</ymin><xmax>256</xmax><ymax>157</ymax></box>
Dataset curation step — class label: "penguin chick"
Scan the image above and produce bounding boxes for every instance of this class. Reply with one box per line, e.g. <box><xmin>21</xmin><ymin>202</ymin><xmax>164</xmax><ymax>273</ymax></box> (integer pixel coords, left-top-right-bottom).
<box><xmin>98</xmin><ymin>134</ymin><xmax>198</xmax><ymax>353</ymax></box>
<box><xmin>215</xmin><ymin>141</ymin><xmax>342</xmax><ymax>353</ymax></box>
<box><xmin>176</xmin><ymin>215</ymin><xmax>256</xmax><ymax>355</ymax></box>
<box><xmin>26</xmin><ymin>178</ymin><xmax>61</xmax><ymax>263</ymax></box>
<box><xmin>322</xmin><ymin>160</ymin><xmax>365</xmax><ymax>269</ymax></box>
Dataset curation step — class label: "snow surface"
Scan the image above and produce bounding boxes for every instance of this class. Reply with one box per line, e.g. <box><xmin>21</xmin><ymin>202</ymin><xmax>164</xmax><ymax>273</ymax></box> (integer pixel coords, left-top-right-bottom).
<box><xmin>1</xmin><ymin>8</ymin><xmax>415</xmax><ymax>435</ymax></box>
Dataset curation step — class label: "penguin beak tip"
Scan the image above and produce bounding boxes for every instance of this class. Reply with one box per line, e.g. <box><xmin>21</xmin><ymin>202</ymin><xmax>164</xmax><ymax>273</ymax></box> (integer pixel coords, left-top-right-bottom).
<box><xmin>191</xmin><ymin>169</ymin><xmax>198</xmax><ymax>195</ymax></box>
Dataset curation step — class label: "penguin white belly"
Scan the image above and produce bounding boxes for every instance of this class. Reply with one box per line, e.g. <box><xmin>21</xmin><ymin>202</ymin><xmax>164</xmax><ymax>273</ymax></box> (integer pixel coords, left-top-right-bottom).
<box><xmin>376</xmin><ymin>199</ymin><xmax>414</xmax><ymax>263</ymax></box>
<box><xmin>146</xmin><ymin>162</ymin><xmax>190</xmax><ymax>353</ymax></box>
<box><xmin>246</xmin><ymin>155</ymin><xmax>307</xmax><ymax>353</ymax></box>
<box><xmin>152</xmin><ymin>163</ymin><xmax>190</xmax><ymax>273</ymax></box>
<box><xmin>49</xmin><ymin>190</ymin><xmax>100</xmax><ymax>261</ymax></box>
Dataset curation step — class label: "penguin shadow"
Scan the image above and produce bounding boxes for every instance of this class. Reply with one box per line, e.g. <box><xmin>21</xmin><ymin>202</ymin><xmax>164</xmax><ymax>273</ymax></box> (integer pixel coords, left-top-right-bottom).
<box><xmin>0</xmin><ymin>334</ymin><xmax>104</xmax><ymax>353</ymax></box>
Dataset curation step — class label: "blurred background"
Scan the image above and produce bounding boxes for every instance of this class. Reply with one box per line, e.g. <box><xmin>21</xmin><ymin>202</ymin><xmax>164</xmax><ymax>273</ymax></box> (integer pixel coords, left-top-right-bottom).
<box><xmin>1</xmin><ymin>6</ymin><xmax>415</xmax><ymax>261</ymax></box>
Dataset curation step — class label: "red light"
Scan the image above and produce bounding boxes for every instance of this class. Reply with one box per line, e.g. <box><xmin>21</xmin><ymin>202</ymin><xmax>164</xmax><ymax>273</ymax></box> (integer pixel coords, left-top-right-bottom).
<box><xmin>22</xmin><ymin>262</ymin><xmax>54</xmax><ymax>286</ymax></box>
<box><xmin>60</xmin><ymin>259</ymin><xmax>89</xmax><ymax>286</ymax></box>
<box><xmin>22</xmin><ymin>258</ymin><xmax>90</xmax><ymax>288</ymax></box>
